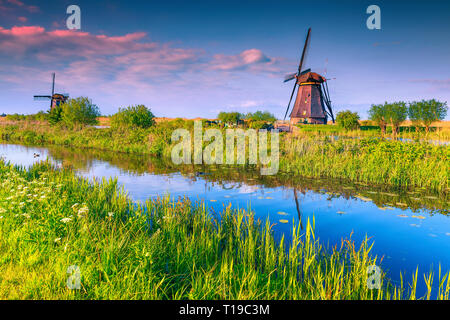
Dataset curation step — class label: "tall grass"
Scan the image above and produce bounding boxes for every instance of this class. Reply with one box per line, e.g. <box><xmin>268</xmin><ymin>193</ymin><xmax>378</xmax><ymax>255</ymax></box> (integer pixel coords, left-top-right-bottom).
<box><xmin>281</xmin><ymin>134</ymin><xmax>449</xmax><ymax>193</ymax></box>
<box><xmin>0</xmin><ymin>160</ymin><xmax>449</xmax><ymax>299</ymax></box>
<box><xmin>295</xmin><ymin>123</ymin><xmax>450</xmax><ymax>141</ymax></box>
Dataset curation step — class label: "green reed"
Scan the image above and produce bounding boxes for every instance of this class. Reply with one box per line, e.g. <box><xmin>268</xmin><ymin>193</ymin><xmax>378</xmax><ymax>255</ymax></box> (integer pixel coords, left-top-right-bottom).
<box><xmin>0</xmin><ymin>160</ymin><xmax>449</xmax><ymax>299</ymax></box>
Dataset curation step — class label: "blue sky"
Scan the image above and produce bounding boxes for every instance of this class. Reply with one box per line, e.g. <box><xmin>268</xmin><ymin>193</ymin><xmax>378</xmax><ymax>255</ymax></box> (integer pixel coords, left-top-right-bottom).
<box><xmin>0</xmin><ymin>0</ymin><xmax>449</xmax><ymax>119</ymax></box>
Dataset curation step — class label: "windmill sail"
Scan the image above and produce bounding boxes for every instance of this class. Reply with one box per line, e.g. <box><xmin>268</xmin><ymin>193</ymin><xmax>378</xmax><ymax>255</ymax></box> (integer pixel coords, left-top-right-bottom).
<box><xmin>33</xmin><ymin>95</ymin><xmax>52</xmax><ymax>100</ymax></box>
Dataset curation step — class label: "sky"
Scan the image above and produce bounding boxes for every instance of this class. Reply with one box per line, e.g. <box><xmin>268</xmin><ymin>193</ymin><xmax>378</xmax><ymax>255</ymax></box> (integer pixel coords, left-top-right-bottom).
<box><xmin>0</xmin><ymin>0</ymin><xmax>449</xmax><ymax>119</ymax></box>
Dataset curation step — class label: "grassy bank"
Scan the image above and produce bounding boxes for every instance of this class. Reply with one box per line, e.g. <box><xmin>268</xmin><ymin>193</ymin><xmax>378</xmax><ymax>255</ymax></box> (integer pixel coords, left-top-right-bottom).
<box><xmin>0</xmin><ymin>160</ymin><xmax>449</xmax><ymax>299</ymax></box>
<box><xmin>294</xmin><ymin>122</ymin><xmax>450</xmax><ymax>141</ymax></box>
<box><xmin>0</xmin><ymin>121</ymin><xmax>448</xmax><ymax>193</ymax></box>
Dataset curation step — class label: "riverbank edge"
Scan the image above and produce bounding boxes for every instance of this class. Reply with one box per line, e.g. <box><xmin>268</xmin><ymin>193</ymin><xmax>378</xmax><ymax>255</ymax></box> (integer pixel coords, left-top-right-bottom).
<box><xmin>0</xmin><ymin>123</ymin><xmax>448</xmax><ymax>194</ymax></box>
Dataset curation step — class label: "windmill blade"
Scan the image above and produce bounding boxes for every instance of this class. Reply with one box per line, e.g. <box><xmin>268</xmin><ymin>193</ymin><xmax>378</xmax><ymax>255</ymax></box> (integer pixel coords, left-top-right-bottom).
<box><xmin>299</xmin><ymin>68</ymin><xmax>311</xmax><ymax>76</ymax></box>
<box><xmin>283</xmin><ymin>81</ymin><xmax>297</xmax><ymax>120</ymax></box>
<box><xmin>296</xmin><ymin>28</ymin><xmax>311</xmax><ymax>76</ymax></box>
<box><xmin>321</xmin><ymin>82</ymin><xmax>335</xmax><ymax>123</ymax></box>
<box><xmin>34</xmin><ymin>95</ymin><xmax>52</xmax><ymax>101</ymax></box>
<box><xmin>283</xmin><ymin>73</ymin><xmax>297</xmax><ymax>83</ymax></box>
<box><xmin>319</xmin><ymin>87</ymin><xmax>330</xmax><ymax>118</ymax></box>
<box><xmin>51</xmin><ymin>73</ymin><xmax>55</xmax><ymax>96</ymax></box>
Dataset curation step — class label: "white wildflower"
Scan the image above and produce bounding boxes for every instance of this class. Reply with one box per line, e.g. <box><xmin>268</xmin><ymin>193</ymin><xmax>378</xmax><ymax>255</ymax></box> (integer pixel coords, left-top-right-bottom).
<box><xmin>60</xmin><ymin>217</ymin><xmax>72</xmax><ymax>224</ymax></box>
<box><xmin>71</xmin><ymin>203</ymin><xmax>80</xmax><ymax>210</ymax></box>
<box><xmin>77</xmin><ymin>206</ymin><xmax>89</xmax><ymax>218</ymax></box>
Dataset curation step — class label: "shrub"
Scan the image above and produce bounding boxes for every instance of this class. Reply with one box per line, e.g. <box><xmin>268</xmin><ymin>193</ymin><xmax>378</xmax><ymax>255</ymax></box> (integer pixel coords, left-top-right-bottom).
<box><xmin>61</xmin><ymin>97</ymin><xmax>100</xmax><ymax>128</ymax></box>
<box><xmin>4</xmin><ymin>112</ymin><xmax>48</xmax><ymax>122</ymax></box>
<box><xmin>244</xmin><ymin>111</ymin><xmax>276</xmax><ymax>122</ymax></box>
<box><xmin>408</xmin><ymin>99</ymin><xmax>448</xmax><ymax>133</ymax></box>
<box><xmin>248</xmin><ymin>120</ymin><xmax>272</xmax><ymax>130</ymax></box>
<box><xmin>336</xmin><ymin>110</ymin><xmax>360</xmax><ymax>131</ymax></box>
<box><xmin>217</xmin><ymin>112</ymin><xmax>243</xmax><ymax>126</ymax></box>
<box><xmin>111</xmin><ymin>105</ymin><xmax>155</xmax><ymax>129</ymax></box>
<box><xmin>48</xmin><ymin>105</ymin><xmax>63</xmax><ymax>125</ymax></box>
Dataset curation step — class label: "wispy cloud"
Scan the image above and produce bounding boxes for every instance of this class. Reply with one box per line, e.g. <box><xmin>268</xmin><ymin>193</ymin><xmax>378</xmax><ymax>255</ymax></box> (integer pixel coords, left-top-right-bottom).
<box><xmin>408</xmin><ymin>78</ymin><xmax>450</xmax><ymax>92</ymax></box>
<box><xmin>0</xmin><ymin>0</ymin><xmax>39</xmax><ymax>13</ymax></box>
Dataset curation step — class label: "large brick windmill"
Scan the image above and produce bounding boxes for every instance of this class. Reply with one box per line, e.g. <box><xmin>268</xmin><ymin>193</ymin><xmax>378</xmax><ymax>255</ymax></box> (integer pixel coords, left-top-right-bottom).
<box><xmin>283</xmin><ymin>28</ymin><xmax>335</xmax><ymax>124</ymax></box>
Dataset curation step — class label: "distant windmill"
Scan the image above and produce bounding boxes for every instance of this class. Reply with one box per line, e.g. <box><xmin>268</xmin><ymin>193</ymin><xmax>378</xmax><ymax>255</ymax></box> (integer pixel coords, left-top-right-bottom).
<box><xmin>33</xmin><ymin>73</ymin><xmax>69</xmax><ymax>110</ymax></box>
<box><xmin>283</xmin><ymin>28</ymin><xmax>335</xmax><ymax>124</ymax></box>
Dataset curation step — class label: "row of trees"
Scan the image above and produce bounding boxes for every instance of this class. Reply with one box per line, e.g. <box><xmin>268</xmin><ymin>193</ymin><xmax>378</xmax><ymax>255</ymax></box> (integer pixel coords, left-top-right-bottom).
<box><xmin>336</xmin><ymin>99</ymin><xmax>447</xmax><ymax>133</ymax></box>
<box><xmin>368</xmin><ymin>99</ymin><xmax>447</xmax><ymax>134</ymax></box>
<box><xmin>217</xmin><ymin>111</ymin><xmax>276</xmax><ymax>125</ymax></box>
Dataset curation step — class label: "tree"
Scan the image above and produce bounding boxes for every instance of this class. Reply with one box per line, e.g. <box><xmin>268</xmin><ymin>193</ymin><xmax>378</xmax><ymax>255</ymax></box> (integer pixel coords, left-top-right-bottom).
<box><xmin>408</xmin><ymin>99</ymin><xmax>448</xmax><ymax>133</ymax></box>
<box><xmin>384</xmin><ymin>101</ymin><xmax>407</xmax><ymax>136</ymax></box>
<box><xmin>368</xmin><ymin>103</ymin><xmax>388</xmax><ymax>135</ymax></box>
<box><xmin>48</xmin><ymin>105</ymin><xmax>63</xmax><ymax>125</ymax></box>
<box><xmin>61</xmin><ymin>97</ymin><xmax>100</xmax><ymax>128</ymax></box>
<box><xmin>111</xmin><ymin>105</ymin><xmax>155</xmax><ymax>129</ymax></box>
<box><xmin>217</xmin><ymin>112</ymin><xmax>242</xmax><ymax>126</ymax></box>
<box><xmin>336</xmin><ymin>110</ymin><xmax>360</xmax><ymax>131</ymax></box>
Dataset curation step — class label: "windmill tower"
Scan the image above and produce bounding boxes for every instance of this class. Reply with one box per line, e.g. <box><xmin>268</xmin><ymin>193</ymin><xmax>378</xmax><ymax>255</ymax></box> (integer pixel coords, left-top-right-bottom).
<box><xmin>33</xmin><ymin>73</ymin><xmax>69</xmax><ymax>110</ymax></box>
<box><xmin>283</xmin><ymin>28</ymin><xmax>335</xmax><ymax>125</ymax></box>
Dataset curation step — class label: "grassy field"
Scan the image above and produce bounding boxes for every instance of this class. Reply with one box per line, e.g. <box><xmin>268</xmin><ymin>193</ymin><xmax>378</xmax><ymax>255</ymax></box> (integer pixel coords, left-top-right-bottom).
<box><xmin>1</xmin><ymin>160</ymin><xmax>449</xmax><ymax>299</ymax></box>
<box><xmin>0</xmin><ymin>121</ymin><xmax>448</xmax><ymax>193</ymax></box>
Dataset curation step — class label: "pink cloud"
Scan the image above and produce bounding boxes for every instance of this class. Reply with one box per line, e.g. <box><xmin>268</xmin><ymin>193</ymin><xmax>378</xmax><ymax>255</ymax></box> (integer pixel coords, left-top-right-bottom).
<box><xmin>0</xmin><ymin>25</ymin><xmax>44</xmax><ymax>36</ymax></box>
<box><xmin>0</xmin><ymin>26</ymin><xmax>280</xmax><ymax>75</ymax></box>
<box><xmin>0</xmin><ymin>25</ymin><xmax>285</xmax><ymax>115</ymax></box>
<box><xmin>210</xmin><ymin>49</ymin><xmax>279</xmax><ymax>73</ymax></box>
<box><xmin>17</xmin><ymin>16</ymin><xmax>27</xmax><ymax>22</ymax></box>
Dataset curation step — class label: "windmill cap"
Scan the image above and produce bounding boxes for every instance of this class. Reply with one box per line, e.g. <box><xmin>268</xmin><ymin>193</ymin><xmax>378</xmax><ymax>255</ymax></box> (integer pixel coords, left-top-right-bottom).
<box><xmin>297</xmin><ymin>72</ymin><xmax>326</xmax><ymax>84</ymax></box>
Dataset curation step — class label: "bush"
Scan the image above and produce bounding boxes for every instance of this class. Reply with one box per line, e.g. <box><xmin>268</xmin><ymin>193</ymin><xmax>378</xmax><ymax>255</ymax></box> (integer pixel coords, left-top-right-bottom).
<box><xmin>61</xmin><ymin>97</ymin><xmax>100</xmax><ymax>128</ymax></box>
<box><xmin>111</xmin><ymin>105</ymin><xmax>155</xmax><ymax>129</ymax></box>
<box><xmin>408</xmin><ymin>99</ymin><xmax>448</xmax><ymax>133</ymax></box>
<box><xmin>248</xmin><ymin>120</ymin><xmax>273</xmax><ymax>130</ymax></box>
<box><xmin>217</xmin><ymin>112</ymin><xmax>243</xmax><ymax>125</ymax></box>
<box><xmin>48</xmin><ymin>105</ymin><xmax>63</xmax><ymax>125</ymax></box>
<box><xmin>244</xmin><ymin>111</ymin><xmax>276</xmax><ymax>122</ymax></box>
<box><xmin>4</xmin><ymin>112</ymin><xmax>48</xmax><ymax>122</ymax></box>
<box><xmin>336</xmin><ymin>110</ymin><xmax>360</xmax><ymax>131</ymax></box>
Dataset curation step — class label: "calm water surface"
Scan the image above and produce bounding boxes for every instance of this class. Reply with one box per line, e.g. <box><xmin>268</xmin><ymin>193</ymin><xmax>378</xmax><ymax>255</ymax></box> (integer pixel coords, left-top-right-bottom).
<box><xmin>1</xmin><ymin>143</ymin><xmax>449</xmax><ymax>296</ymax></box>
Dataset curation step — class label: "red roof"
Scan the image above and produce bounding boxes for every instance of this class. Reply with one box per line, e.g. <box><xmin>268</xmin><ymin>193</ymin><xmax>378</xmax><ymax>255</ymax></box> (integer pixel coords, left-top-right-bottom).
<box><xmin>297</xmin><ymin>72</ymin><xmax>326</xmax><ymax>84</ymax></box>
